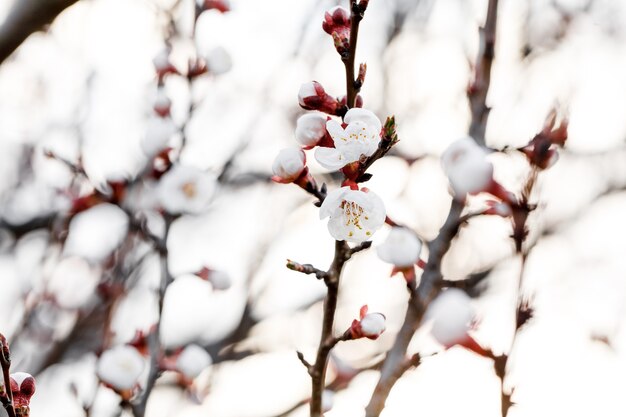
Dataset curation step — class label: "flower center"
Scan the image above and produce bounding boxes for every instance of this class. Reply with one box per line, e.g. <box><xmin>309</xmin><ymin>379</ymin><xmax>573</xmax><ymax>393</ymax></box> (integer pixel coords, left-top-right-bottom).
<box><xmin>342</xmin><ymin>200</ymin><xmax>365</xmax><ymax>230</ymax></box>
<box><xmin>182</xmin><ymin>182</ymin><xmax>197</xmax><ymax>198</ymax></box>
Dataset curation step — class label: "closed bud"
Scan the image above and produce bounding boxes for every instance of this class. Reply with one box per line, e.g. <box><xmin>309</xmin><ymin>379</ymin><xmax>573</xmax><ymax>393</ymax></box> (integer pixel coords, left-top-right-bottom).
<box><xmin>298</xmin><ymin>81</ymin><xmax>340</xmax><ymax>115</ymax></box>
<box><xmin>349</xmin><ymin>305</ymin><xmax>386</xmax><ymax>340</ymax></box>
<box><xmin>271</xmin><ymin>148</ymin><xmax>306</xmax><ymax>183</ymax></box>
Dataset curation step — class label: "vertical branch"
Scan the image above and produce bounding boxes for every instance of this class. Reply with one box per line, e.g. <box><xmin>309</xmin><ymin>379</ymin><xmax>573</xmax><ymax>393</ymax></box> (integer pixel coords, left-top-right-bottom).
<box><xmin>468</xmin><ymin>0</ymin><xmax>499</xmax><ymax>145</ymax></box>
<box><xmin>309</xmin><ymin>240</ymin><xmax>349</xmax><ymax>417</ymax></box>
<box><xmin>0</xmin><ymin>335</ymin><xmax>16</xmax><ymax>417</ymax></box>
<box><xmin>342</xmin><ymin>1</ymin><xmax>367</xmax><ymax>109</ymax></box>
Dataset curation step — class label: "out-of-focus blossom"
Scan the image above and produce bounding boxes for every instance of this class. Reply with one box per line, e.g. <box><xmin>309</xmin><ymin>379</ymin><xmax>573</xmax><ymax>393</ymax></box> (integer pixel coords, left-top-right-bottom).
<box><xmin>320</xmin><ymin>186</ymin><xmax>385</xmax><ymax>243</ymax></box>
<box><xmin>377</xmin><ymin>227</ymin><xmax>422</xmax><ymax>268</ymax></box>
<box><xmin>298</xmin><ymin>81</ymin><xmax>340</xmax><ymax>115</ymax></box>
<box><xmin>349</xmin><ymin>305</ymin><xmax>386</xmax><ymax>340</ymax></box>
<box><xmin>441</xmin><ymin>137</ymin><xmax>493</xmax><ymax>198</ymax></box>
<box><xmin>271</xmin><ymin>148</ymin><xmax>306</xmax><ymax>183</ymax></box>
<box><xmin>10</xmin><ymin>372</ymin><xmax>36</xmax><ymax>412</ymax></box>
<box><xmin>206</xmin><ymin>46</ymin><xmax>233</xmax><ymax>75</ymax></box>
<box><xmin>153</xmin><ymin>48</ymin><xmax>178</xmax><ymax>79</ymax></box>
<box><xmin>154</xmin><ymin>88</ymin><xmax>172</xmax><ymax>118</ymax></box>
<box><xmin>64</xmin><ymin>204</ymin><xmax>129</xmax><ymax>263</ymax></box>
<box><xmin>141</xmin><ymin>116</ymin><xmax>177</xmax><ymax>157</ymax></box>
<box><xmin>426</xmin><ymin>289</ymin><xmax>475</xmax><ymax>347</ymax></box>
<box><xmin>315</xmin><ymin>108</ymin><xmax>381</xmax><ymax>171</ymax></box>
<box><xmin>176</xmin><ymin>344</ymin><xmax>213</xmax><ymax>379</ymax></box>
<box><xmin>195</xmin><ymin>267</ymin><xmax>232</xmax><ymax>290</ymax></box>
<box><xmin>295</xmin><ymin>113</ymin><xmax>329</xmax><ymax>148</ymax></box>
<box><xmin>97</xmin><ymin>345</ymin><xmax>145</xmax><ymax>391</ymax></box>
<box><xmin>48</xmin><ymin>256</ymin><xmax>100</xmax><ymax>309</ymax></box>
<box><xmin>157</xmin><ymin>165</ymin><xmax>218</xmax><ymax>215</ymax></box>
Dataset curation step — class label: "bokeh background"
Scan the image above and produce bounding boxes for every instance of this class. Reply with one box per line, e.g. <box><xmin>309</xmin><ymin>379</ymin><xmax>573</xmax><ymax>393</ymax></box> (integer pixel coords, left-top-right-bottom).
<box><xmin>1</xmin><ymin>0</ymin><xmax>626</xmax><ymax>416</ymax></box>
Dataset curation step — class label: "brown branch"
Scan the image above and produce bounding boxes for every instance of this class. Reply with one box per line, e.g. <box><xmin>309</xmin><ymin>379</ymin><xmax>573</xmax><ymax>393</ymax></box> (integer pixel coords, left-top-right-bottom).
<box><xmin>468</xmin><ymin>0</ymin><xmax>499</xmax><ymax>145</ymax></box>
<box><xmin>341</xmin><ymin>1</ymin><xmax>368</xmax><ymax>109</ymax></box>
<box><xmin>309</xmin><ymin>240</ymin><xmax>350</xmax><ymax>417</ymax></box>
<box><xmin>0</xmin><ymin>335</ymin><xmax>16</xmax><ymax>417</ymax></box>
<box><xmin>0</xmin><ymin>0</ymin><xmax>80</xmax><ymax>65</ymax></box>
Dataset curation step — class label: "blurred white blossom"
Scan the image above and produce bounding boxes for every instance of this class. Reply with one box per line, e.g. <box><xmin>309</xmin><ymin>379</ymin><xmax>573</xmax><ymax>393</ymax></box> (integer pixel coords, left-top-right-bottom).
<box><xmin>157</xmin><ymin>165</ymin><xmax>217</xmax><ymax>215</ymax></box>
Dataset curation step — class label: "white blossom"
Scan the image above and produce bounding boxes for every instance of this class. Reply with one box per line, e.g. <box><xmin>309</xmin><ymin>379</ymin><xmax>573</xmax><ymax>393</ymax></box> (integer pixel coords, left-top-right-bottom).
<box><xmin>314</xmin><ymin>108</ymin><xmax>381</xmax><ymax>170</ymax></box>
<box><xmin>426</xmin><ymin>289</ymin><xmax>475</xmax><ymax>347</ymax></box>
<box><xmin>209</xmin><ymin>269</ymin><xmax>232</xmax><ymax>290</ymax></box>
<box><xmin>359</xmin><ymin>312</ymin><xmax>386</xmax><ymax>338</ymax></box>
<box><xmin>176</xmin><ymin>344</ymin><xmax>213</xmax><ymax>379</ymax></box>
<box><xmin>319</xmin><ymin>187</ymin><xmax>385</xmax><ymax>243</ymax></box>
<box><xmin>295</xmin><ymin>113</ymin><xmax>327</xmax><ymax>148</ymax></box>
<box><xmin>377</xmin><ymin>227</ymin><xmax>422</xmax><ymax>268</ymax></box>
<box><xmin>97</xmin><ymin>345</ymin><xmax>145</xmax><ymax>391</ymax></box>
<box><xmin>441</xmin><ymin>136</ymin><xmax>493</xmax><ymax>197</ymax></box>
<box><xmin>157</xmin><ymin>165</ymin><xmax>218</xmax><ymax>215</ymax></box>
<box><xmin>206</xmin><ymin>46</ymin><xmax>232</xmax><ymax>75</ymax></box>
<box><xmin>64</xmin><ymin>204</ymin><xmax>129</xmax><ymax>262</ymax></box>
<box><xmin>48</xmin><ymin>256</ymin><xmax>100</xmax><ymax>309</ymax></box>
<box><xmin>141</xmin><ymin>116</ymin><xmax>177</xmax><ymax>157</ymax></box>
<box><xmin>271</xmin><ymin>148</ymin><xmax>306</xmax><ymax>182</ymax></box>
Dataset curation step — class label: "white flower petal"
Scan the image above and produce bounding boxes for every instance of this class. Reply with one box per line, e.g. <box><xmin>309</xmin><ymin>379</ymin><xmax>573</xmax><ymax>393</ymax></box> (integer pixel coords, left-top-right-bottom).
<box><xmin>314</xmin><ymin>146</ymin><xmax>348</xmax><ymax>171</ymax></box>
<box><xmin>295</xmin><ymin>113</ymin><xmax>327</xmax><ymax>147</ymax></box>
<box><xmin>377</xmin><ymin>227</ymin><xmax>422</xmax><ymax>268</ymax></box>
<box><xmin>426</xmin><ymin>289</ymin><xmax>475</xmax><ymax>346</ymax></box>
<box><xmin>344</xmin><ymin>108</ymin><xmax>382</xmax><ymax>134</ymax></box>
<box><xmin>97</xmin><ymin>345</ymin><xmax>145</xmax><ymax>391</ymax></box>
<box><xmin>176</xmin><ymin>344</ymin><xmax>213</xmax><ymax>379</ymax></box>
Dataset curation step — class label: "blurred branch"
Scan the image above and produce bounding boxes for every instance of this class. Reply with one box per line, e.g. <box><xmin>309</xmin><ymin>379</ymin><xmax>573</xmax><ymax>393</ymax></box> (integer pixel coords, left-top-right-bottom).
<box><xmin>0</xmin><ymin>0</ymin><xmax>80</xmax><ymax>65</ymax></box>
<box><xmin>468</xmin><ymin>0</ymin><xmax>499</xmax><ymax>145</ymax></box>
<box><xmin>365</xmin><ymin>199</ymin><xmax>465</xmax><ymax>417</ymax></box>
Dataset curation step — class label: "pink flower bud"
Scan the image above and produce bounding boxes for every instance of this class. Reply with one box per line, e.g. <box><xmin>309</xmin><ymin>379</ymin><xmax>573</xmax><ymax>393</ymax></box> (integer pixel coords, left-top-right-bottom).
<box><xmin>271</xmin><ymin>148</ymin><xmax>306</xmax><ymax>183</ymax></box>
<box><xmin>298</xmin><ymin>81</ymin><xmax>340</xmax><ymax>115</ymax></box>
<box><xmin>322</xmin><ymin>6</ymin><xmax>351</xmax><ymax>55</ymax></box>
<box><xmin>350</xmin><ymin>305</ymin><xmax>386</xmax><ymax>340</ymax></box>
<box><xmin>10</xmin><ymin>372</ymin><xmax>36</xmax><ymax>412</ymax></box>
